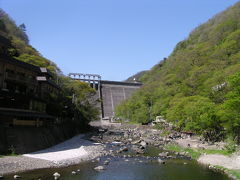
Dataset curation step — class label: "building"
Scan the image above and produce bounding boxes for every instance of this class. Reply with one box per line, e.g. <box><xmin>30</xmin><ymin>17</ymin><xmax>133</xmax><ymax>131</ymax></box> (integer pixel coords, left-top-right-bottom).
<box><xmin>0</xmin><ymin>55</ymin><xmax>59</xmax><ymax>127</ymax></box>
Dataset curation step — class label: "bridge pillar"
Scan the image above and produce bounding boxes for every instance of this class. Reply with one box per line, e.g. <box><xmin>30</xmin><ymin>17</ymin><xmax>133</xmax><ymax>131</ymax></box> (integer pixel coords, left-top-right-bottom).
<box><xmin>93</xmin><ymin>76</ymin><xmax>96</xmax><ymax>89</ymax></box>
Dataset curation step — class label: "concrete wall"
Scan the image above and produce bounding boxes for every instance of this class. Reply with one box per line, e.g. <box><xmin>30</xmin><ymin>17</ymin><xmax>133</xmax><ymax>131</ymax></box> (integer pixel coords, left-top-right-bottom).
<box><xmin>100</xmin><ymin>81</ymin><xmax>141</xmax><ymax>118</ymax></box>
<box><xmin>0</xmin><ymin>123</ymin><xmax>81</xmax><ymax>154</ymax></box>
<box><xmin>0</xmin><ymin>61</ymin><xmax>4</xmax><ymax>89</ymax></box>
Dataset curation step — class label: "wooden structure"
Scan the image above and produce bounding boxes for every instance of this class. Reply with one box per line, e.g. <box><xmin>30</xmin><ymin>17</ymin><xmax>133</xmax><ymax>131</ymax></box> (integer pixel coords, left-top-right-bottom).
<box><xmin>0</xmin><ymin>55</ymin><xmax>59</xmax><ymax>126</ymax></box>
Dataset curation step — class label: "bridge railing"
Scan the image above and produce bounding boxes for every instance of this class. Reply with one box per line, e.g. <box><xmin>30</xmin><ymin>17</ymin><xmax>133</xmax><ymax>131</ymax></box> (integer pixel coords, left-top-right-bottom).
<box><xmin>68</xmin><ymin>73</ymin><xmax>101</xmax><ymax>90</ymax></box>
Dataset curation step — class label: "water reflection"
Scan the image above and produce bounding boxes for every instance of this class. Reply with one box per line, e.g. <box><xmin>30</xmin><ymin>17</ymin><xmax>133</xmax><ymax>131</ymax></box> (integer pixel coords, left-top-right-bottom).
<box><xmin>5</xmin><ymin>157</ymin><xmax>229</xmax><ymax>180</ymax></box>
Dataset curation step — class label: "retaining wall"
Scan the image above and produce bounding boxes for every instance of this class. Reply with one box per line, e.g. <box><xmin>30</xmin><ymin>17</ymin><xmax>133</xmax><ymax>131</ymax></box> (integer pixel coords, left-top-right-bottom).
<box><xmin>0</xmin><ymin>123</ymin><xmax>81</xmax><ymax>154</ymax></box>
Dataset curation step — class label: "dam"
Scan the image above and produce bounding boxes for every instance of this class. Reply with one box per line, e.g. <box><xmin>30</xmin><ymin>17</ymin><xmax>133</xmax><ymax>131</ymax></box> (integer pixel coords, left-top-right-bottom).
<box><xmin>68</xmin><ymin>73</ymin><xmax>142</xmax><ymax>120</ymax></box>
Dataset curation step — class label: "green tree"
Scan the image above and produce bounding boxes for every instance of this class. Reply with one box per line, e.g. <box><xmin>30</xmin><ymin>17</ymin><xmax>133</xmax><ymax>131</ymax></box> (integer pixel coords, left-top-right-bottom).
<box><xmin>61</xmin><ymin>77</ymin><xmax>100</xmax><ymax>126</ymax></box>
<box><xmin>19</xmin><ymin>23</ymin><xmax>26</xmax><ymax>32</ymax></box>
<box><xmin>220</xmin><ymin>72</ymin><xmax>240</xmax><ymax>142</ymax></box>
<box><xmin>167</xmin><ymin>96</ymin><xmax>223</xmax><ymax>141</ymax></box>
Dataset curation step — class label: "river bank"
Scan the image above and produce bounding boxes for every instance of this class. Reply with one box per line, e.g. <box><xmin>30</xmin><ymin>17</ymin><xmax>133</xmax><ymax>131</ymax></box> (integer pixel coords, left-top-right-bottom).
<box><xmin>90</xmin><ymin>122</ymin><xmax>240</xmax><ymax>180</ymax></box>
<box><xmin>0</xmin><ymin>122</ymin><xmax>181</xmax><ymax>175</ymax></box>
<box><xmin>0</xmin><ymin>122</ymin><xmax>240</xmax><ymax>179</ymax></box>
<box><xmin>0</xmin><ymin>133</ymin><xmax>107</xmax><ymax>175</ymax></box>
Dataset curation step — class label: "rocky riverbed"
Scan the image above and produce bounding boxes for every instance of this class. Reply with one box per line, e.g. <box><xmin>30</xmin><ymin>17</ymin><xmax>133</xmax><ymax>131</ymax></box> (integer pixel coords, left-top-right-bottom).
<box><xmin>89</xmin><ymin>123</ymin><xmax>185</xmax><ymax>157</ymax></box>
<box><xmin>0</xmin><ymin>123</ymin><xmax>186</xmax><ymax>176</ymax></box>
<box><xmin>0</xmin><ymin>122</ymin><xmax>239</xmax><ymax>179</ymax></box>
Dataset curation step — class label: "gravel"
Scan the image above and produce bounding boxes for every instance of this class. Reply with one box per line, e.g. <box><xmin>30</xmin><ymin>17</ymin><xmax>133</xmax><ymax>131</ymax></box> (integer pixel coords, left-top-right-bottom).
<box><xmin>0</xmin><ymin>156</ymin><xmax>54</xmax><ymax>175</ymax></box>
<box><xmin>0</xmin><ymin>134</ymin><xmax>106</xmax><ymax>175</ymax></box>
<box><xmin>198</xmin><ymin>154</ymin><xmax>240</xmax><ymax>170</ymax></box>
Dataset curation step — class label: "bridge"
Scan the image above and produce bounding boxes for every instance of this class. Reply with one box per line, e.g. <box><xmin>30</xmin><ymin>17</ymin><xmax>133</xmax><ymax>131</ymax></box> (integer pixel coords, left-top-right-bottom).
<box><xmin>69</xmin><ymin>73</ymin><xmax>142</xmax><ymax>120</ymax></box>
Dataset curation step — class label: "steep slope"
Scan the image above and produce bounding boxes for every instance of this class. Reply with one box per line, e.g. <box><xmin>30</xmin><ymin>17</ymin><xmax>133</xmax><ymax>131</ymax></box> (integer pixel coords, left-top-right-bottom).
<box><xmin>0</xmin><ymin>9</ymin><xmax>59</xmax><ymax>73</ymax></box>
<box><xmin>116</xmin><ymin>2</ymin><xmax>240</xmax><ymax>141</ymax></box>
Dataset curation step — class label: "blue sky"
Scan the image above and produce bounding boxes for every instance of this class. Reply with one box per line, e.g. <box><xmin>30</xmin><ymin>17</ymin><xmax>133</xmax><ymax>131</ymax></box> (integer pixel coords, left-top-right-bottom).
<box><xmin>0</xmin><ymin>0</ymin><xmax>239</xmax><ymax>81</ymax></box>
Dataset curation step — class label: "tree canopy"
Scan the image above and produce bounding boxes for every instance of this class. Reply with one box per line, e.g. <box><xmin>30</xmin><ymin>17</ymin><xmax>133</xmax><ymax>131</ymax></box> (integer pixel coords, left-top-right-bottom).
<box><xmin>116</xmin><ymin>2</ymin><xmax>240</xmax><ymax>142</ymax></box>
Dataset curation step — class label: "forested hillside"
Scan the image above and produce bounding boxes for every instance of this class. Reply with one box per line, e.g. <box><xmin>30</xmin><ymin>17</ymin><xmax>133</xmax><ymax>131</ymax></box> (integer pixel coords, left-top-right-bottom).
<box><xmin>116</xmin><ymin>2</ymin><xmax>240</xmax><ymax>142</ymax></box>
<box><xmin>0</xmin><ymin>9</ymin><xmax>99</xmax><ymax>127</ymax></box>
<box><xmin>125</xmin><ymin>70</ymin><xmax>147</xmax><ymax>82</ymax></box>
<box><xmin>0</xmin><ymin>10</ymin><xmax>60</xmax><ymax>73</ymax></box>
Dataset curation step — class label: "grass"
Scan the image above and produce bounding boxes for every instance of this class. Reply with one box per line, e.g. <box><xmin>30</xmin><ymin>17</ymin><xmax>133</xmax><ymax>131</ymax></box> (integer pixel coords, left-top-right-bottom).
<box><xmin>213</xmin><ymin>165</ymin><xmax>240</xmax><ymax>179</ymax></box>
<box><xmin>0</xmin><ymin>153</ymin><xmax>18</xmax><ymax>158</ymax></box>
<box><xmin>0</xmin><ymin>146</ymin><xmax>18</xmax><ymax>158</ymax></box>
<box><xmin>165</xmin><ymin>144</ymin><xmax>233</xmax><ymax>160</ymax></box>
<box><xmin>201</xmin><ymin>149</ymin><xmax>232</xmax><ymax>156</ymax></box>
<box><xmin>160</xmin><ymin>130</ymin><xmax>171</xmax><ymax>137</ymax></box>
<box><xmin>8</xmin><ymin>153</ymin><xmax>18</xmax><ymax>156</ymax></box>
<box><xmin>228</xmin><ymin>169</ymin><xmax>240</xmax><ymax>179</ymax></box>
<box><xmin>127</xmin><ymin>121</ymin><xmax>139</xmax><ymax>125</ymax></box>
<box><xmin>165</xmin><ymin>144</ymin><xmax>201</xmax><ymax>159</ymax></box>
<box><xmin>152</xmin><ymin>124</ymin><xmax>172</xmax><ymax>137</ymax></box>
<box><xmin>153</xmin><ymin>124</ymin><xmax>163</xmax><ymax>130</ymax></box>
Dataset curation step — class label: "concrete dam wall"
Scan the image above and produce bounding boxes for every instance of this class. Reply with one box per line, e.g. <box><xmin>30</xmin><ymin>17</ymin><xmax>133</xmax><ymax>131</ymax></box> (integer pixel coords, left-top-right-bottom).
<box><xmin>100</xmin><ymin>81</ymin><xmax>142</xmax><ymax>118</ymax></box>
<box><xmin>68</xmin><ymin>73</ymin><xmax>142</xmax><ymax>119</ymax></box>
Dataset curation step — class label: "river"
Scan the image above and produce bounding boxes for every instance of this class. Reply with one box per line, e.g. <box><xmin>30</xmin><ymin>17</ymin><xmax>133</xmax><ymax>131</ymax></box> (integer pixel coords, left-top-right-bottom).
<box><xmin>4</xmin><ymin>147</ymin><xmax>229</xmax><ymax>180</ymax></box>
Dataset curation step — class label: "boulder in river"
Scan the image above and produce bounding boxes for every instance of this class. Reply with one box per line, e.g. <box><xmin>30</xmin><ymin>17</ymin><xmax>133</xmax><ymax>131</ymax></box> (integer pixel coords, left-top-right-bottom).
<box><xmin>112</xmin><ymin>141</ymin><xmax>122</xmax><ymax>146</ymax></box>
<box><xmin>157</xmin><ymin>159</ymin><xmax>166</xmax><ymax>164</ymax></box>
<box><xmin>118</xmin><ymin>146</ymin><xmax>128</xmax><ymax>153</ymax></box>
<box><xmin>140</xmin><ymin>141</ymin><xmax>147</xmax><ymax>148</ymax></box>
<box><xmin>94</xmin><ymin>166</ymin><xmax>105</xmax><ymax>171</ymax></box>
<box><xmin>53</xmin><ymin>172</ymin><xmax>60</xmax><ymax>180</ymax></box>
<box><xmin>131</xmin><ymin>139</ymin><xmax>141</xmax><ymax>145</ymax></box>
<box><xmin>159</xmin><ymin>152</ymin><xmax>170</xmax><ymax>157</ymax></box>
<box><xmin>131</xmin><ymin>145</ymin><xmax>145</xmax><ymax>154</ymax></box>
<box><xmin>71</xmin><ymin>171</ymin><xmax>77</xmax><ymax>175</ymax></box>
<box><xmin>104</xmin><ymin>160</ymin><xmax>110</xmax><ymax>165</ymax></box>
<box><xmin>128</xmin><ymin>138</ymin><xmax>133</xmax><ymax>142</ymax></box>
<box><xmin>13</xmin><ymin>175</ymin><xmax>21</xmax><ymax>179</ymax></box>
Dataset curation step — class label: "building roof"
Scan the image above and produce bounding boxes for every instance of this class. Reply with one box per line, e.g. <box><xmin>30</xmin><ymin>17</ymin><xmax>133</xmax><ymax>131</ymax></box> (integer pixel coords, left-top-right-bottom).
<box><xmin>0</xmin><ymin>55</ymin><xmax>55</xmax><ymax>78</ymax></box>
<box><xmin>40</xmin><ymin>67</ymin><xmax>54</xmax><ymax>77</ymax></box>
<box><xmin>0</xmin><ymin>55</ymin><xmax>40</xmax><ymax>73</ymax></box>
<box><xmin>36</xmin><ymin>76</ymin><xmax>47</xmax><ymax>81</ymax></box>
<box><xmin>0</xmin><ymin>55</ymin><xmax>60</xmax><ymax>89</ymax></box>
